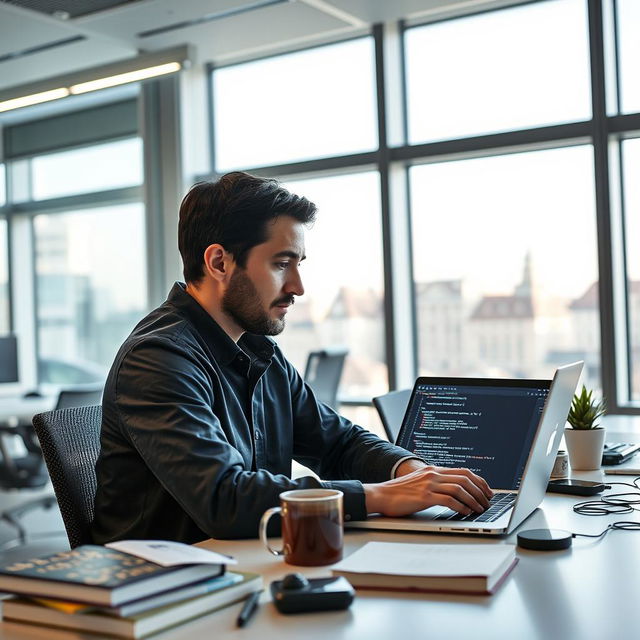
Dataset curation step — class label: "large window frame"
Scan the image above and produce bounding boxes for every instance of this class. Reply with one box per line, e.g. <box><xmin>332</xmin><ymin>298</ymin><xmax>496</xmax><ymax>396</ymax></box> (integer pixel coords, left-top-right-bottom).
<box><xmin>203</xmin><ymin>1</ymin><xmax>639</xmax><ymax>412</ymax></box>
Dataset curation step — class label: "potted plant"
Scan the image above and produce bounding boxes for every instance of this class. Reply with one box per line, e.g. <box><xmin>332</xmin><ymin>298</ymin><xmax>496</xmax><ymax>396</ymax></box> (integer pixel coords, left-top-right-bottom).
<box><xmin>564</xmin><ymin>385</ymin><xmax>606</xmax><ymax>471</ymax></box>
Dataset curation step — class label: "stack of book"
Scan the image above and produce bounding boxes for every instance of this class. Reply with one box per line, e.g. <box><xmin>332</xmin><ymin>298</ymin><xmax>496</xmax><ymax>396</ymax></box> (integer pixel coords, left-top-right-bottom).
<box><xmin>0</xmin><ymin>543</ymin><xmax>261</xmax><ymax>638</ymax></box>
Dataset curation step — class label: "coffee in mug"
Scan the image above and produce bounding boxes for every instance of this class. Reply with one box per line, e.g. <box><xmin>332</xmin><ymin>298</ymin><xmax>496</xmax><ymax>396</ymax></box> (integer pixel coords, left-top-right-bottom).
<box><xmin>259</xmin><ymin>489</ymin><xmax>343</xmax><ymax>566</ymax></box>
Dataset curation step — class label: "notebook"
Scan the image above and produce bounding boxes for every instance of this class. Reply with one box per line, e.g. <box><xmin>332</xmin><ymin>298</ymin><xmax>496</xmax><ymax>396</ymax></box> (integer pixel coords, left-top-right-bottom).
<box><xmin>348</xmin><ymin>361</ymin><xmax>583</xmax><ymax>536</ymax></box>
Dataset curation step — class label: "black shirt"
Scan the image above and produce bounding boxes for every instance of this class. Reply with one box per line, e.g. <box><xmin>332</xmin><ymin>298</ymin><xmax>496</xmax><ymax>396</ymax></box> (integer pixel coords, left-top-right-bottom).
<box><xmin>91</xmin><ymin>283</ymin><xmax>413</xmax><ymax>544</ymax></box>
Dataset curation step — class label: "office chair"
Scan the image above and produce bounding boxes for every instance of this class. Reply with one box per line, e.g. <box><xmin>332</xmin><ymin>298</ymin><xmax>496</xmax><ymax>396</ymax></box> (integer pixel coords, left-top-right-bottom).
<box><xmin>0</xmin><ymin>386</ymin><xmax>103</xmax><ymax>547</ymax></box>
<box><xmin>55</xmin><ymin>386</ymin><xmax>103</xmax><ymax>410</ymax></box>
<box><xmin>32</xmin><ymin>405</ymin><xmax>102</xmax><ymax>549</ymax></box>
<box><xmin>372</xmin><ymin>389</ymin><xmax>411</xmax><ymax>443</ymax></box>
<box><xmin>303</xmin><ymin>347</ymin><xmax>348</xmax><ymax>409</ymax></box>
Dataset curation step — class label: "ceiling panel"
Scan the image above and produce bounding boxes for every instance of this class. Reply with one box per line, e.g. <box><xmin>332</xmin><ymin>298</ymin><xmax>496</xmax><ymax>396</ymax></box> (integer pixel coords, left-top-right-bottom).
<box><xmin>142</xmin><ymin>2</ymin><xmax>354</xmax><ymax>64</ymax></box>
<box><xmin>0</xmin><ymin>3</ymin><xmax>81</xmax><ymax>57</ymax></box>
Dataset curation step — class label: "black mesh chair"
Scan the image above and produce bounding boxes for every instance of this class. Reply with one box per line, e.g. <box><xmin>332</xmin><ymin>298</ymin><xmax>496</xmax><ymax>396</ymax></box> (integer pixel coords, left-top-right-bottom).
<box><xmin>373</xmin><ymin>389</ymin><xmax>411</xmax><ymax>443</ymax></box>
<box><xmin>303</xmin><ymin>348</ymin><xmax>348</xmax><ymax>409</ymax></box>
<box><xmin>32</xmin><ymin>405</ymin><xmax>102</xmax><ymax>549</ymax></box>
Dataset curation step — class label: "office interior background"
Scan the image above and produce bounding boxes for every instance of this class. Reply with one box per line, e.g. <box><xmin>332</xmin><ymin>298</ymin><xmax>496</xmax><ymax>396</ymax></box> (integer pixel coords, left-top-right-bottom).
<box><xmin>0</xmin><ymin>0</ymin><xmax>639</xmax><ymax>548</ymax></box>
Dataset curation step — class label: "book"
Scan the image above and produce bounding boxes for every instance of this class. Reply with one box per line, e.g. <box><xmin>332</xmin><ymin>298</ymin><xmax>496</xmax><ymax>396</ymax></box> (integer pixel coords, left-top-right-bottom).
<box><xmin>0</xmin><ymin>545</ymin><xmax>225</xmax><ymax>607</ymax></box>
<box><xmin>2</xmin><ymin>572</ymin><xmax>261</xmax><ymax>639</ymax></box>
<box><xmin>32</xmin><ymin>572</ymin><xmax>245</xmax><ymax>618</ymax></box>
<box><xmin>331</xmin><ymin>542</ymin><xmax>518</xmax><ymax>595</ymax></box>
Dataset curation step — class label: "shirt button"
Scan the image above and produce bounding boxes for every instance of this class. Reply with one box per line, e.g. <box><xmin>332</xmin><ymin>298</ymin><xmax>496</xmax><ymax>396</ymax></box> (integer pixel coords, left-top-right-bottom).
<box><xmin>345</xmin><ymin>514</ymin><xmax>351</xmax><ymax>521</ymax></box>
<box><xmin>254</xmin><ymin>430</ymin><xmax>260</xmax><ymax>440</ymax></box>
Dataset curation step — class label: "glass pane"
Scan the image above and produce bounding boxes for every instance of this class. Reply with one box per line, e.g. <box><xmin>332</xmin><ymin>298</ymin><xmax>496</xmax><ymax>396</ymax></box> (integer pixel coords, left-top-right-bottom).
<box><xmin>617</xmin><ymin>0</ymin><xmax>640</xmax><ymax>114</ymax></box>
<box><xmin>405</xmin><ymin>0</ymin><xmax>591</xmax><ymax>144</ymax></box>
<box><xmin>32</xmin><ymin>138</ymin><xmax>143</xmax><ymax>200</ymax></box>
<box><xmin>34</xmin><ymin>204</ymin><xmax>147</xmax><ymax>384</ymax></box>
<box><xmin>213</xmin><ymin>39</ymin><xmax>377</xmax><ymax>170</ymax></box>
<box><xmin>276</xmin><ymin>172</ymin><xmax>387</xmax><ymax>398</ymax></box>
<box><xmin>0</xmin><ymin>219</ymin><xmax>8</xmax><ymax>334</ymax></box>
<box><xmin>622</xmin><ymin>138</ymin><xmax>640</xmax><ymax>401</ymax></box>
<box><xmin>410</xmin><ymin>146</ymin><xmax>600</xmax><ymax>390</ymax></box>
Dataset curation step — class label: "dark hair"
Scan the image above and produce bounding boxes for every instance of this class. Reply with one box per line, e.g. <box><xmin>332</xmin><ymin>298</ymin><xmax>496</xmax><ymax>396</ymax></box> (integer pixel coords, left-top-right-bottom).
<box><xmin>178</xmin><ymin>172</ymin><xmax>317</xmax><ymax>283</ymax></box>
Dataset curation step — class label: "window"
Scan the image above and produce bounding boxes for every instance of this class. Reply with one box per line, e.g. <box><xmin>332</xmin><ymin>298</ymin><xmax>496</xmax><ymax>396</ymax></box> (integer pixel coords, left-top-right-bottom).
<box><xmin>31</xmin><ymin>138</ymin><xmax>143</xmax><ymax>200</ymax></box>
<box><xmin>213</xmin><ymin>38</ymin><xmax>377</xmax><ymax>170</ymax></box>
<box><xmin>34</xmin><ymin>203</ymin><xmax>147</xmax><ymax>382</ymax></box>
<box><xmin>622</xmin><ymin>138</ymin><xmax>640</xmax><ymax>400</ymax></box>
<box><xmin>405</xmin><ymin>0</ymin><xmax>591</xmax><ymax>144</ymax></box>
<box><xmin>410</xmin><ymin>145</ymin><xmax>600</xmax><ymax>388</ymax></box>
<box><xmin>617</xmin><ymin>0</ymin><xmax>640</xmax><ymax>114</ymax></box>
<box><xmin>276</xmin><ymin>172</ymin><xmax>387</xmax><ymax>398</ymax></box>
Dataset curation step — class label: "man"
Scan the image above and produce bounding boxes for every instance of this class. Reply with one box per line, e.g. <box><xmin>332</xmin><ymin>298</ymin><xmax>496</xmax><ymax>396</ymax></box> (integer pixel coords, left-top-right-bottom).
<box><xmin>92</xmin><ymin>171</ymin><xmax>491</xmax><ymax>544</ymax></box>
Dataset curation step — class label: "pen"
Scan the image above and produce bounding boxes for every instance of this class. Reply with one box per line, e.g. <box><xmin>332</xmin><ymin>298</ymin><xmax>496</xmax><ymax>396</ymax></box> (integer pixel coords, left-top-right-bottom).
<box><xmin>236</xmin><ymin>590</ymin><xmax>261</xmax><ymax>627</ymax></box>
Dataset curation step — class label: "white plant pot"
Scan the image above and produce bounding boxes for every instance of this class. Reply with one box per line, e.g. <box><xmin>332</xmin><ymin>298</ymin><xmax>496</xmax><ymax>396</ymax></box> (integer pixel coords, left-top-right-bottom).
<box><xmin>564</xmin><ymin>427</ymin><xmax>606</xmax><ymax>471</ymax></box>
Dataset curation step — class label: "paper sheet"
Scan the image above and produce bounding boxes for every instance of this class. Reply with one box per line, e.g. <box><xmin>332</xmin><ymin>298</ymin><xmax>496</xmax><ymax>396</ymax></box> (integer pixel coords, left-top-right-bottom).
<box><xmin>105</xmin><ymin>539</ymin><xmax>237</xmax><ymax>567</ymax></box>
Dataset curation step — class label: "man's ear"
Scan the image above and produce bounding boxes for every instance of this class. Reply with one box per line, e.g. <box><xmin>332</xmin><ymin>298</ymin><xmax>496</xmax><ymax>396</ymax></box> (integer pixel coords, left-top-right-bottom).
<box><xmin>203</xmin><ymin>244</ymin><xmax>234</xmax><ymax>282</ymax></box>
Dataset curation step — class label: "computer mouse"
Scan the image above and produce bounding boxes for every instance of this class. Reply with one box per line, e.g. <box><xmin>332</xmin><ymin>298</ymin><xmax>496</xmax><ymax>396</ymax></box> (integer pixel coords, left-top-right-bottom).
<box><xmin>281</xmin><ymin>573</ymin><xmax>309</xmax><ymax>590</ymax></box>
<box><xmin>23</xmin><ymin>390</ymin><xmax>43</xmax><ymax>399</ymax></box>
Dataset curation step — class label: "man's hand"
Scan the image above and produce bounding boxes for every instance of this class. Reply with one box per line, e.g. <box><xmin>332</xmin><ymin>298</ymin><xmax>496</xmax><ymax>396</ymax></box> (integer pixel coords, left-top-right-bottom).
<box><xmin>364</xmin><ymin>466</ymin><xmax>493</xmax><ymax>517</ymax></box>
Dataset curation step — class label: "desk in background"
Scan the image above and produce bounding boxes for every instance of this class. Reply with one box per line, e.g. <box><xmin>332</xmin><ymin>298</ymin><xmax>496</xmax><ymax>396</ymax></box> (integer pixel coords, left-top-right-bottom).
<box><xmin>0</xmin><ymin>396</ymin><xmax>56</xmax><ymax>426</ymax></box>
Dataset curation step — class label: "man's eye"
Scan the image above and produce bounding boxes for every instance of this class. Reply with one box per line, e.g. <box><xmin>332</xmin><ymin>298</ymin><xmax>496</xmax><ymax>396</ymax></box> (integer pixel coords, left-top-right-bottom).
<box><xmin>275</xmin><ymin>262</ymin><xmax>289</xmax><ymax>269</ymax></box>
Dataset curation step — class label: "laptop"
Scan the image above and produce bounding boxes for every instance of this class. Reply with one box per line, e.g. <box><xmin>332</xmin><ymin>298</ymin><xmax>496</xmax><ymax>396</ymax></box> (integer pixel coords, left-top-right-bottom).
<box><xmin>348</xmin><ymin>361</ymin><xmax>583</xmax><ymax>536</ymax></box>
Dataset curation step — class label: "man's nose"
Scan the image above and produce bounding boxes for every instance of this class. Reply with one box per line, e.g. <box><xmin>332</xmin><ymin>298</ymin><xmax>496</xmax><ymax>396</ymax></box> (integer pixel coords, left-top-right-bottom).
<box><xmin>285</xmin><ymin>269</ymin><xmax>304</xmax><ymax>297</ymax></box>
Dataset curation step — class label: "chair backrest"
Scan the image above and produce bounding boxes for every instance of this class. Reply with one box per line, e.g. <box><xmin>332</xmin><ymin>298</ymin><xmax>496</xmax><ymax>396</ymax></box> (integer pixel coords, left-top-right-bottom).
<box><xmin>32</xmin><ymin>405</ymin><xmax>102</xmax><ymax>548</ymax></box>
<box><xmin>55</xmin><ymin>386</ymin><xmax>103</xmax><ymax>410</ymax></box>
<box><xmin>303</xmin><ymin>348</ymin><xmax>348</xmax><ymax>409</ymax></box>
<box><xmin>373</xmin><ymin>389</ymin><xmax>412</xmax><ymax>443</ymax></box>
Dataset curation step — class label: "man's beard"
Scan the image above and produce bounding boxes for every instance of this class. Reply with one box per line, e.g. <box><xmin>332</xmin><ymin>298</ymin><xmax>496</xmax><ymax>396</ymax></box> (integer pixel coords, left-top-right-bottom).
<box><xmin>222</xmin><ymin>267</ymin><xmax>292</xmax><ymax>336</ymax></box>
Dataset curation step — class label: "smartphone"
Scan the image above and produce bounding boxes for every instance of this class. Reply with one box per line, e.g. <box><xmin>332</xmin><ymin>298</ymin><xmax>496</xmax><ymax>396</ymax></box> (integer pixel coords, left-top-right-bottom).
<box><xmin>547</xmin><ymin>479</ymin><xmax>607</xmax><ymax>496</ymax></box>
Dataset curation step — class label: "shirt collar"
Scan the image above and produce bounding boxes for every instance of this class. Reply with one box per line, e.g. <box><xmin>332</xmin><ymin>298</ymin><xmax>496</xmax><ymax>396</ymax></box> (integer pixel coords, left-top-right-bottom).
<box><xmin>167</xmin><ymin>282</ymin><xmax>275</xmax><ymax>365</ymax></box>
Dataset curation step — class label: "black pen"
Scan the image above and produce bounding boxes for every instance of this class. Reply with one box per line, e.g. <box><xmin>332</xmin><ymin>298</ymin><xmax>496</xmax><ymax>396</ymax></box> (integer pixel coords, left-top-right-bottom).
<box><xmin>236</xmin><ymin>590</ymin><xmax>261</xmax><ymax>627</ymax></box>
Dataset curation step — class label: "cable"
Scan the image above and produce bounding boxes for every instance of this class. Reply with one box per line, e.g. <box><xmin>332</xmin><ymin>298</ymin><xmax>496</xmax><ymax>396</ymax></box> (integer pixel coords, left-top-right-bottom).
<box><xmin>569</xmin><ymin>476</ymin><xmax>640</xmax><ymax>541</ymax></box>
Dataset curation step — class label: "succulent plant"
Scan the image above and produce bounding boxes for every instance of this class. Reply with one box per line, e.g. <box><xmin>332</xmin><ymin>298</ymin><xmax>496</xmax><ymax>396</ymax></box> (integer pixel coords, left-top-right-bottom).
<box><xmin>567</xmin><ymin>385</ymin><xmax>606</xmax><ymax>430</ymax></box>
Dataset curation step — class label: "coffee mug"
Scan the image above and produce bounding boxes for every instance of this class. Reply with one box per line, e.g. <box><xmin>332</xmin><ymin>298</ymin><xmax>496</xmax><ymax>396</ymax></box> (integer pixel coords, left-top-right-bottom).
<box><xmin>259</xmin><ymin>489</ymin><xmax>344</xmax><ymax>566</ymax></box>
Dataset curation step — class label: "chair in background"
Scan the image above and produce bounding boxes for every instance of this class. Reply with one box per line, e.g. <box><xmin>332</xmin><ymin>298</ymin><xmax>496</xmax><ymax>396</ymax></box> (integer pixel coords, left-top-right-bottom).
<box><xmin>55</xmin><ymin>386</ymin><xmax>103</xmax><ymax>410</ymax></box>
<box><xmin>32</xmin><ymin>405</ymin><xmax>102</xmax><ymax>549</ymax></box>
<box><xmin>373</xmin><ymin>389</ymin><xmax>412</xmax><ymax>443</ymax></box>
<box><xmin>303</xmin><ymin>347</ymin><xmax>348</xmax><ymax>409</ymax></box>
<box><xmin>0</xmin><ymin>386</ymin><xmax>103</xmax><ymax>547</ymax></box>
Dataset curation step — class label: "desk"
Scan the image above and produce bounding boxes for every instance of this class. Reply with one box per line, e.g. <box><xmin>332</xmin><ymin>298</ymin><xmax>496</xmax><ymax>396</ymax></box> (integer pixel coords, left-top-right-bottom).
<box><xmin>0</xmin><ymin>396</ymin><xmax>56</xmax><ymax>425</ymax></box>
<box><xmin>1</xmin><ymin>474</ymin><xmax>638</xmax><ymax>640</ymax></box>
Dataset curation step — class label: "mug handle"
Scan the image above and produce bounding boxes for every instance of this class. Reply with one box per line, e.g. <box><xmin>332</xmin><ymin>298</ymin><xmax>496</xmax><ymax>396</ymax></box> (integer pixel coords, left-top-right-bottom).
<box><xmin>259</xmin><ymin>506</ymin><xmax>284</xmax><ymax>556</ymax></box>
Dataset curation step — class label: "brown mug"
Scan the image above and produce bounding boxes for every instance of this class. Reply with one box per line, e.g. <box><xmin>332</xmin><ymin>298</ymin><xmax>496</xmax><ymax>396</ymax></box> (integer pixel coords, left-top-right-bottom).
<box><xmin>259</xmin><ymin>489</ymin><xmax>344</xmax><ymax>566</ymax></box>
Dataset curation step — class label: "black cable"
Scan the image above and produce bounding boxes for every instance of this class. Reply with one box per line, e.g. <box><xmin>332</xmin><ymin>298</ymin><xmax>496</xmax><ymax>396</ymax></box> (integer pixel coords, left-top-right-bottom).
<box><xmin>569</xmin><ymin>476</ymin><xmax>640</xmax><ymax>540</ymax></box>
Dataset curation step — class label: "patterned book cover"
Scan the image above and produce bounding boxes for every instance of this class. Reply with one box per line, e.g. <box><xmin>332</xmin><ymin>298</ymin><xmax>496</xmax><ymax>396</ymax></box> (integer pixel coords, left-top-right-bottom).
<box><xmin>0</xmin><ymin>545</ymin><xmax>205</xmax><ymax>588</ymax></box>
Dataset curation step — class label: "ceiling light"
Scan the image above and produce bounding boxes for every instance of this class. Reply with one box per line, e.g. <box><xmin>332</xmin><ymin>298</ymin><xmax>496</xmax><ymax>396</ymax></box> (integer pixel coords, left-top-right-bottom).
<box><xmin>0</xmin><ymin>45</ymin><xmax>191</xmax><ymax>113</ymax></box>
<box><xmin>69</xmin><ymin>62</ymin><xmax>182</xmax><ymax>95</ymax></box>
<box><xmin>0</xmin><ymin>87</ymin><xmax>70</xmax><ymax>112</ymax></box>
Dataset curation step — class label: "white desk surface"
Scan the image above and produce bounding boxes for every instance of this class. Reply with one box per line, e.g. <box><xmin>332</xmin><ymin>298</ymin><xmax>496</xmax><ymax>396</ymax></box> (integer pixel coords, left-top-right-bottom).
<box><xmin>1</xmin><ymin>467</ymin><xmax>639</xmax><ymax>640</ymax></box>
<box><xmin>0</xmin><ymin>396</ymin><xmax>56</xmax><ymax>424</ymax></box>
<box><xmin>1</xmin><ymin>423</ymin><xmax>640</xmax><ymax>639</ymax></box>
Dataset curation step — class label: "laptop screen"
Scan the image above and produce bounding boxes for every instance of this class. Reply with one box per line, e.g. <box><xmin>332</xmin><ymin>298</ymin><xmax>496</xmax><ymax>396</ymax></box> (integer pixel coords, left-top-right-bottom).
<box><xmin>395</xmin><ymin>378</ymin><xmax>551</xmax><ymax>491</ymax></box>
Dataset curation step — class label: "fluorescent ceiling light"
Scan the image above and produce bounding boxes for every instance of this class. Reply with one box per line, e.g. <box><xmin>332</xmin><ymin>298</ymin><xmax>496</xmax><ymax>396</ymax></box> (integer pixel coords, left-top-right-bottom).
<box><xmin>0</xmin><ymin>46</ymin><xmax>191</xmax><ymax>113</ymax></box>
<box><xmin>69</xmin><ymin>62</ymin><xmax>182</xmax><ymax>95</ymax></box>
<box><xmin>0</xmin><ymin>87</ymin><xmax>70</xmax><ymax>112</ymax></box>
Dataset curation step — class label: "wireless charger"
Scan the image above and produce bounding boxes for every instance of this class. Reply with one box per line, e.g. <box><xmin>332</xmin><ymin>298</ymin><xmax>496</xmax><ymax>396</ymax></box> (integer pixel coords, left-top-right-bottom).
<box><xmin>517</xmin><ymin>529</ymin><xmax>573</xmax><ymax>551</ymax></box>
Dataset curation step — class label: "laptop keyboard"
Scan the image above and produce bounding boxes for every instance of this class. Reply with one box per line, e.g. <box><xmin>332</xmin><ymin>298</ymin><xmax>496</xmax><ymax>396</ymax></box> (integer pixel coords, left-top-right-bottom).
<box><xmin>434</xmin><ymin>492</ymin><xmax>517</xmax><ymax>523</ymax></box>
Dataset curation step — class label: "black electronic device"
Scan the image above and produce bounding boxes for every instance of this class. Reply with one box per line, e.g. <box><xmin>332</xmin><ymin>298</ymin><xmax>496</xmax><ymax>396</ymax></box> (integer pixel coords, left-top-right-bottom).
<box><xmin>517</xmin><ymin>529</ymin><xmax>573</xmax><ymax>551</ymax></box>
<box><xmin>547</xmin><ymin>479</ymin><xmax>607</xmax><ymax>496</ymax></box>
<box><xmin>602</xmin><ymin>442</ymin><xmax>640</xmax><ymax>465</ymax></box>
<box><xmin>270</xmin><ymin>574</ymin><xmax>355</xmax><ymax>614</ymax></box>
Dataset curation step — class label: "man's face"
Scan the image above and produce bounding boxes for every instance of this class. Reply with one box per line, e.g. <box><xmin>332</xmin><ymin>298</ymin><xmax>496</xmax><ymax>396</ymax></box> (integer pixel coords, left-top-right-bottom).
<box><xmin>222</xmin><ymin>215</ymin><xmax>306</xmax><ymax>336</ymax></box>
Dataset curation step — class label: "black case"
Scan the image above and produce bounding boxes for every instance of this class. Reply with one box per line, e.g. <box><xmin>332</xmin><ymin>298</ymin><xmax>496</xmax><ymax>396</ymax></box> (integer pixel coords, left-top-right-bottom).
<box><xmin>270</xmin><ymin>576</ymin><xmax>355</xmax><ymax>614</ymax></box>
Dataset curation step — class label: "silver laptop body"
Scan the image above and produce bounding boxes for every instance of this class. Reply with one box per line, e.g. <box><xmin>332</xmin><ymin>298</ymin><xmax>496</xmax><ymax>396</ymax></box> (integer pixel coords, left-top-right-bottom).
<box><xmin>348</xmin><ymin>362</ymin><xmax>583</xmax><ymax>536</ymax></box>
